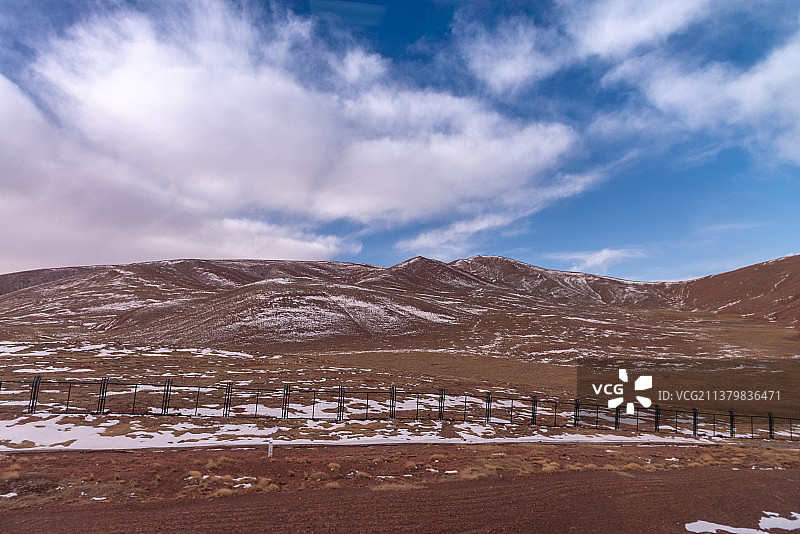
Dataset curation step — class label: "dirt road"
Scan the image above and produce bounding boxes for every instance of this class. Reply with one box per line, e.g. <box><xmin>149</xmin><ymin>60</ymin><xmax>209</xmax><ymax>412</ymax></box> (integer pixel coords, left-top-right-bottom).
<box><xmin>2</xmin><ymin>443</ymin><xmax>799</xmax><ymax>533</ymax></box>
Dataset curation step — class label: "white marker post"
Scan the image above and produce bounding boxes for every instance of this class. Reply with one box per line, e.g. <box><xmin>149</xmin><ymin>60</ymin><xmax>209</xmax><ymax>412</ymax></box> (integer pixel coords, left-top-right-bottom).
<box><xmin>268</xmin><ymin>438</ymin><xmax>274</xmax><ymax>458</ymax></box>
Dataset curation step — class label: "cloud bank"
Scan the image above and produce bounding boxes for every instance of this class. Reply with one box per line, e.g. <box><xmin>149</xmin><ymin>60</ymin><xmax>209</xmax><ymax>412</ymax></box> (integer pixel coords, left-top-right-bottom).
<box><xmin>0</xmin><ymin>1</ymin><xmax>585</xmax><ymax>272</ymax></box>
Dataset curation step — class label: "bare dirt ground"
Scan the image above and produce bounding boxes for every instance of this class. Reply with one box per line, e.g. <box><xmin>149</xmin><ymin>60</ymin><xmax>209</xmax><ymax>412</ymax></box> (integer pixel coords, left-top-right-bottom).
<box><xmin>2</xmin><ymin>442</ymin><xmax>800</xmax><ymax>533</ymax></box>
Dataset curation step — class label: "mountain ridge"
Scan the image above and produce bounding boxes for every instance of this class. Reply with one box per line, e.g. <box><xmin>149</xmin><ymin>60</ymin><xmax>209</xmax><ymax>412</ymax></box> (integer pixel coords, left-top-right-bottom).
<box><xmin>0</xmin><ymin>254</ymin><xmax>797</xmax><ymax>355</ymax></box>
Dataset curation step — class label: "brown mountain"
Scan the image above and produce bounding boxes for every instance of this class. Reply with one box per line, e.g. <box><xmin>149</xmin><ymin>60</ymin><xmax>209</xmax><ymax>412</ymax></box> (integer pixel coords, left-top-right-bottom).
<box><xmin>675</xmin><ymin>255</ymin><xmax>800</xmax><ymax>324</ymax></box>
<box><xmin>0</xmin><ymin>255</ymin><xmax>797</xmax><ymax>359</ymax></box>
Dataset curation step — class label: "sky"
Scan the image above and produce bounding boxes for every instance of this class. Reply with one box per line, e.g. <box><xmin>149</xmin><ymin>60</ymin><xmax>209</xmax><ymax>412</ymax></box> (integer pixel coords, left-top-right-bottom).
<box><xmin>1</xmin><ymin>0</ymin><xmax>798</xmax><ymax>281</ymax></box>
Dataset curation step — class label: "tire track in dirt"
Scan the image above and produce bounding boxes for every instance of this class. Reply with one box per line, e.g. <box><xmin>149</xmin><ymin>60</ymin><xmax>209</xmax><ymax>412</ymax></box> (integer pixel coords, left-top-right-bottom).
<box><xmin>2</xmin><ymin>468</ymin><xmax>799</xmax><ymax>533</ymax></box>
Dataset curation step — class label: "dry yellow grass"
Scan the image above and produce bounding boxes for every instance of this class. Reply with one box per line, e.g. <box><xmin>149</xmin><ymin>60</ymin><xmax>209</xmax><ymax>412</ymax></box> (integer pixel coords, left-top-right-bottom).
<box><xmin>1</xmin><ymin>440</ymin><xmax>35</xmax><ymax>449</ymax></box>
<box><xmin>185</xmin><ymin>470</ymin><xmax>202</xmax><ymax>482</ymax></box>
<box><xmin>99</xmin><ymin>421</ymin><xmax>138</xmax><ymax>437</ymax></box>
<box><xmin>1</xmin><ymin>464</ymin><xmax>20</xmax><ymax>481</ymax></box>
<box><xmin>307</xmin><ymin>471</ymin><xmax>328</xmax><ymax>481</ymax></box>
<box><xmin>253</xmin><ymin>477</ymin><xmax>279</xmax><ymax>492</ymax></box>
<box><xmin>687</xmin><ymin>454</ymin><xmax>719</xmax><ymax>467</ymax></box>
<box><xmin>485</xmin><ymin>457</ymin><xmax>538</xmax><ymax>474</ymax></box>
<box><xmin>456</xmin><ymin>466</ymin><xmax>495</xmax><ymax>480</ymax></box>
<box><xmin>204</xmin><ymin>456</ymin><xmax>234</xmax><ymax>470</ymax></box>
<box><xmin>541</xmin><ymin>462</ymin><xmax>560</xmax><ymax>473</ymax></box>
<box><xmin>762</xmin><ymin>449</ymin><xmax>800</xmax><ymax>466</ymax></box>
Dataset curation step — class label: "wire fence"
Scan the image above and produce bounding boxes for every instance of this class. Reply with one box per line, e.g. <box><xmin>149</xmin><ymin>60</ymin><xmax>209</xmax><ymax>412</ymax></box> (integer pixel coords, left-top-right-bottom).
<box><xmin>1</xmin><ymin>376</ymin><xmax>797</xmax><ymax>441</ymax></box>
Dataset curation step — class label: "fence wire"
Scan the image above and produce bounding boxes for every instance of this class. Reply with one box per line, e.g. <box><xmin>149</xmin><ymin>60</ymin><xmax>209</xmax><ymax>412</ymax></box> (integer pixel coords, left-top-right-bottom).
<box><xmin>0</xmin><ymin>376</ymin><xmax>796</xmax><ymax>441</ymax></box>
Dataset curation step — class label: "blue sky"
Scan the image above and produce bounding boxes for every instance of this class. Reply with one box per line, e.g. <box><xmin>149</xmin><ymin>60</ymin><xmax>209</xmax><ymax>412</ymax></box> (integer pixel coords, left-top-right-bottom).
<box><xmin>1</xmin><ymin>0</ymin><xmax>798</xmax><ymax>280</ymax></box>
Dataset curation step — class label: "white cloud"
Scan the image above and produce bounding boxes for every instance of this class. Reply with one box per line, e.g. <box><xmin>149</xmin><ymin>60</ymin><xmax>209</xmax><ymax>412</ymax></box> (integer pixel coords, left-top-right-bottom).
<box><xmin>610</xmin><ymin>26</ymin><xmax>800</xmax><ymax>163</ymax></box>
<box><xmin>0</xmin><ymin>74</ymin><xmax>355</xmax><ymax>273</ymax></box>
<box><xmin>33</xmin><ymin>4</ymin><xmax>576</xmax><ymax>224</ymax></box>
<box><xmin>699</xmin><ymin>222</ymin><xmax>766</xmax><ymax>234</ymax></box>
<box><xmin>0</xmin><ymin>1</ymin><xmax>583</xmax><ymax>272</ymax></box>
<box><xmin>335</xmin><ymin>49</ymin><xmax>386</xmax><ymax>84</ymax></box>
<box><xmin>545</xmin><ymin>248</ymin><xmax>646</xmax><ymax>274</ymax></box>
<box><xmin>394</xmin><ymin>171</ymin><xmax>604</xmax><ymax>259</ymax></box>
<box><xmin>563</xmin><ymin>0</ymin><xmax>711</xmax><ymax>58</ymax></box>
<box><xmin>395</xmin><ymin>214</ymin><xmax>515</xmax><ymax>259</ymax></box>
<box><xmin>454</xmin><ymin>0</ymin><xmax>712</xmax><ymax>94</ymax></box>
<box><xmin>457</xmin><ymin>17</ymin><xmax>569</xmax><ymax>93</ymax></box>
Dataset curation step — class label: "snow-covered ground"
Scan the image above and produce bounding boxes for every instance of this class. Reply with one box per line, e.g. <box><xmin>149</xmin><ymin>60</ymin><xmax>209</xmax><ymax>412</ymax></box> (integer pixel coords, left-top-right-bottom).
<box><xmin>0</xmin><ymin>413</ymin><xmax>713</xmax><ymax>451</ymax></box>
<box><xmin>686</xmin><ymin>511</ymin><xmax>800</xmax><ymax>533</ymax></box>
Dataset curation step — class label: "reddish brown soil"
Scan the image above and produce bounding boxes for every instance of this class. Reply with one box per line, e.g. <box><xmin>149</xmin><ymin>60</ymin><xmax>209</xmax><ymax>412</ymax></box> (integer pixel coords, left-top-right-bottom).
<box><xmin>2</xmin><ymin>443</ymin><xmax>800</xmax><ymax>533</ymax></box>
<box><xmin>2</xmin><ymin>467</ymin><xmax>799</xmax><ymax>533</ymax></box>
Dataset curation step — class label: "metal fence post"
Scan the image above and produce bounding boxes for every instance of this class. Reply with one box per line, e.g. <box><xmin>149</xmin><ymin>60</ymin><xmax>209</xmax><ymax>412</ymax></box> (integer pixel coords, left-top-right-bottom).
<box><xmin>438</xmin><ymin>388</ymin><xmax>444</xmax><ymax>421</ymax></box>
<box><xmin>729</xmin><ymin>410</ymin><xmax>735</xmax><ymax>438</ymax></box>
<box><xmin>161</xmin><ymin>379</ymin><xmax>172</xmax><ymax>415</ymax></box>
<box><xmin>768</xmin><ymin>413</ymin><xmax>774</xmax><ymax>439</ymax></box>
<box><xmin>614</xmin><ymin>406</ymin><xmax>620</xmax><ymax>430</ymax></box>
<box><xmin>65</xmin><ymin>382</ymin><xmax>73</xmax><ymax>414</ymax></box>
<box><xmin>485</xmin><ymin>392</ymin><xmax>492</xmax><ymax>423</ymax></box>
<box><xmin>28</xmin><ymin>375</ymin><xmax>42</xmax><ymax>413</ymax></box>
<box><xmin>531</xmin><ymin>395</ymin><xmax>537</xmax><ymax>426</ymax></box>
<box><xmin>96</xmin><ymin>377</ymin><xmax>109</xmax><ymax>414</ymax></box>
<box><xmin>166</xmin><ymin>379</ymin><xmax>173</xmax><ymax>415</ymax></box>
<box><xmin>463</xmin><ymin>394</ymin><xmax>468</xmax><ymax>422</ymax></box>
<box><xmin>131</xmin><ymin>384</ymin><xmax>138</xmax><ymax>415</ymax></box>
<box><xmin>573</xmin><ymin>399</ymin><xmax>579</xmax><ymax>428</ymax></box>
<box><xmin>223</xmin><ymin>382</ymin><xmax>233</xmax><ymax>417</ymax></box>
<box><xmin>553</xmin><ymin>400</ymin><xmax>558</xmax><ymax>427</ymax></box>
<box><xmin>195</xmin><ymin>386</ymin><xmax>201</xmax><ymax>417</ymax></box>
<box><xmin>390</xmin><ymin>386</ymin><xmax>396</xmax><ymax>419</ymax></box>
<box><xmin>692</xmin><ymin>408</ymin><xmax>698</xmax><ymax>437</ymax></box>
<box><xmin>337</xmin><ymin>386</ymin><xmax>344</xmax><ymax>421</ymax></box>
<box><xmin>281</xmin><ymin>384</ymin><xmax>290</xmax><ymax>419</ymax></box>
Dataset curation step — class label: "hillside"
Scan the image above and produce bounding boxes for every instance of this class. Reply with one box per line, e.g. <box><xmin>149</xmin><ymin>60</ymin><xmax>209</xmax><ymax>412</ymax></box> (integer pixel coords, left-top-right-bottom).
<box><xmin>674</xmin><ymin>255</ymin><xmax>800</xmax><ymax>324</ymax></box>
<box><xmin>0</xmin><ymin>255</ymin><xmax>797</xmax><ymax>359</ymax></box>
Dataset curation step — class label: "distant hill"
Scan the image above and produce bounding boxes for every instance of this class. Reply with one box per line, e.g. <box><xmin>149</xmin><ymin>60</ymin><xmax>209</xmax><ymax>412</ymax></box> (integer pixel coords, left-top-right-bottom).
<box><xmin>0</xmin><ymin>255</ymin><xmax>797</xmax><ymax>357</ymax></box>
